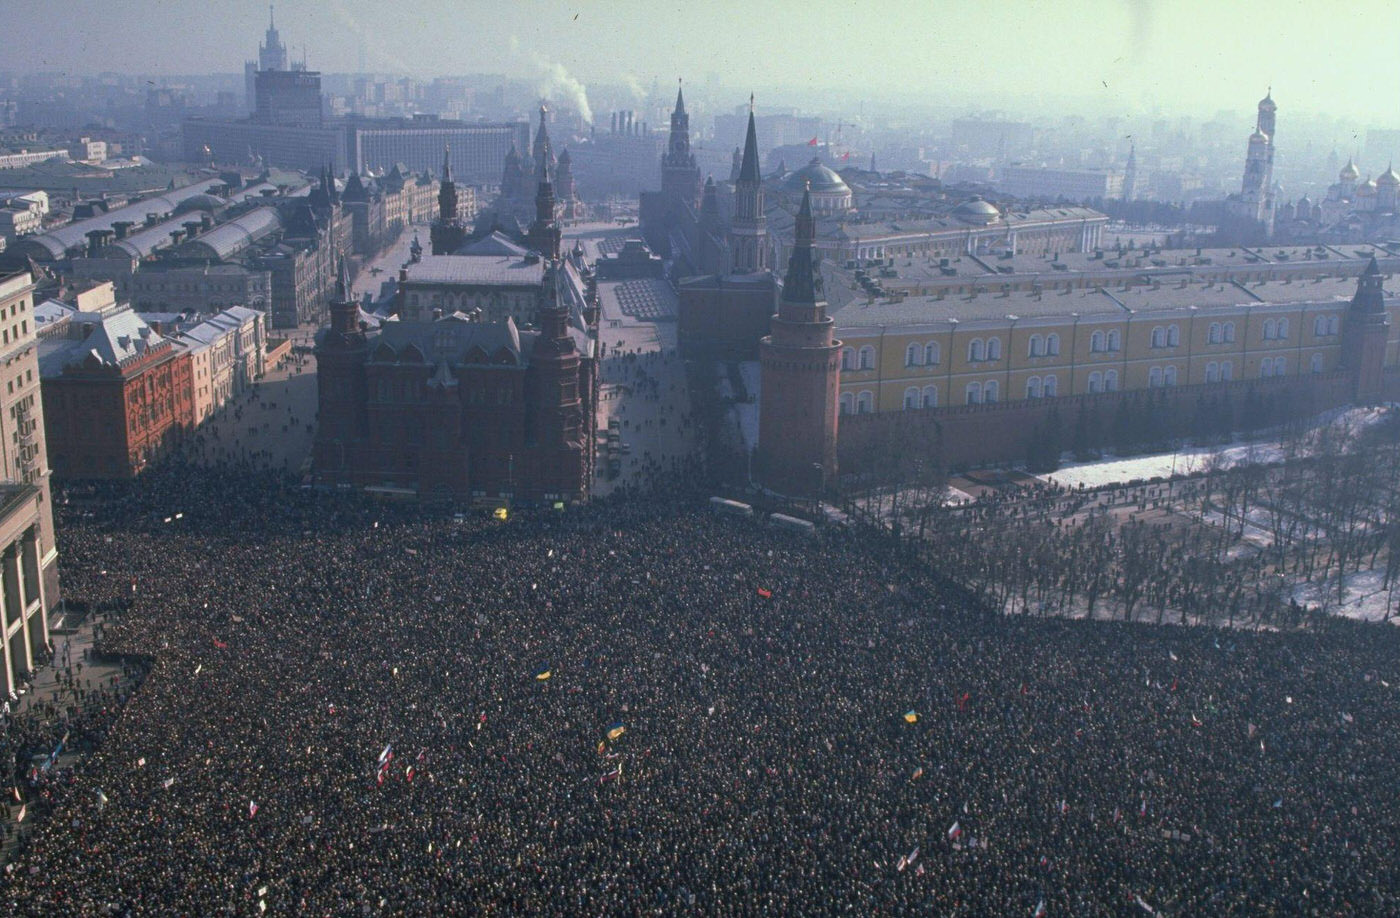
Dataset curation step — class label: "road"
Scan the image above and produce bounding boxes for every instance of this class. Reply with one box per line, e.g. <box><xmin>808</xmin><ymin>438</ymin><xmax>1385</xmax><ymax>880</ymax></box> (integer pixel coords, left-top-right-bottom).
<box><xmin>566</xmin><ymin>223</ymin><xmax>701</xmax><ymax>498</ymax></box>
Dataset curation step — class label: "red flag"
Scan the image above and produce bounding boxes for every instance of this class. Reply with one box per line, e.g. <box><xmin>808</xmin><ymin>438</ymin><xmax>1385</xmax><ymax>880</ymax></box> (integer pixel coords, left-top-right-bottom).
<box><xmin>213</xmin><ymin>638</ymin><xmax>228</xmax><ymax>650</ymax></box>
<box><xmin>842</xmin><ymin>151</ymin><xmax>851</xmax><ymax>160</ymax></box>
<box><xmin>807</xmin><ymin>137</ymin><xmax>818</xmax><ymax>147</ymax></box>
<box><xmin>756</xmin><ymin>587</ymin><xmax>772</xmax><ymax>599</ymax></box>
<box><xmin>956</xmin><ymin>692</ymin><xmax>970</xmax><ymax>712</ymax></box>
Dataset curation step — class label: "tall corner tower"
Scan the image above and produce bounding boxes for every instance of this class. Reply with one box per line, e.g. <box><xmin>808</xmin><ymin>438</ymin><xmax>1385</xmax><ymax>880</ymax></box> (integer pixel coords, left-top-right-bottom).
<box><xmin>730</xmin><ymin>100</ymin><xmax>768</xmax><ymax>274</ymax></box>
<box><xmin>1342</xmin><ymin>256</ymin><xmax>1390</xmax><ymax>403</ymax></box>
<box><xmin>757</xmin><ymin>185</ymin><xmax>840</xmax><ymax>497</ymax></box>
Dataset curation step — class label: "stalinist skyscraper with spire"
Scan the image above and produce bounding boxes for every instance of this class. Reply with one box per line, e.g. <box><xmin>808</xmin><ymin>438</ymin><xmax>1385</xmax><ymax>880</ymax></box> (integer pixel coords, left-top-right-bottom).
<box><xmin>244</xmin><ymin>6</ymin><xmax>289</xmax><ymax>112</ymax></box>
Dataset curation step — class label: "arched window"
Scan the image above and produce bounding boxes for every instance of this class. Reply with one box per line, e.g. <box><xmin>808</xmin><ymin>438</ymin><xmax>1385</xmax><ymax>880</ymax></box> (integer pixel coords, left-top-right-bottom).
<box><xmin>922</xmin><ymin>385</ymin><xmax>938</xmax><ymax>408</ymax></box>
<box><xmin>1273</xmin><ymin>356</ymin><xmax>1286</xmax><ymax>376</ymax></box>
<box><xmin>1088</xmin><ymin>371</ymin><xmax>1103</xmax><ymax>393</ymax></box>
<box><xmin>840</xmin><ymin>347</ymin><xmax>854</xmax><ymax>371</ymax></box>
<box><xmin>1046</xmin><ymin>333</ymin><xmax>1060</xmax><ymax>356</ymax></box>
<box><xmin>839</xmin><ymin>392</ymin><xmax>855</xmax><ymax>415</ymax></box>
<box><xmin>1026</xmin><ymin>376</ymin><xmax>1042</xmax><ymax>399</ymax></box>
<box><xmin>1151</xmin><ymin>326</ymin><xmax>1165</xmax><ymax>348</ymax></box>
<box><xmin>1028</xmin><ymin>334</ymin><xmax>1043</xmax><ymax>358</ymax></box>
<box><xmin>968</xmin><ymin>339</ymin><xmax>984</xmax><ymax>362</ymax></box>
<box><xmin>1263</xmin><ymin>319</ymin><xmax>1277</xmax><ymax>341</ymax></box>
<box><xmin>1091</xmin><ymin>330</ymin><xmax>1105</xmax><ymax>353</ymax></box>
<box><xmin>1208</xmin><ymin>322</ymin><xmax>1221</xmax><ymax>344</ymax></box>
<box><xmin>1107</xmin><ymin>329</ymin><xmax>1121</xmax><ymax>351</ymax></box>
<box><xmin>905</xmin><ymin>343</ymin><xmax>921</xmax><ymax>366</ymax></box>
<box><xmin>986</xmin><ymin>337</ymin><xmax>1002</xmax><ymax>360</ymax></box>
<box><xmin>1220</xmin><ymin>362</ymin><xmax>1232</xmax><ymax>381</ymax></box>
<box><xmin>1310</xmin><ymin>352</ymin><xmax>1323</xmax><ymax>373</ymax></box>
<box><xmin>984</xmin><ymin>379</ymin><xmax>999</xmax><ymax>403</ymax></box>
<box><xmin>1277</xmin><ymin>318</ymin><xmax>1288</xmax><ymax>339</ymax></box>
<box><xmin>1206</xmin><ymin>362</ymin><xmax>1219</xmax><ymax>383</ymax></box>
<box><xmin>858</xmin><ymin>346</ymin><xmax>875</xmax><ymax>369</ymax></box>
<box><xmin>1223</xmin><ymin>322</ymin><xmax>1236</xmax><ymax>343</ymax></box>
<box><xmin>903</xmin><ymin>387</ymin><xmax>920</xmax><ymax>409</ymax></box>
<box><xmin>1164</xmin><ymin>365</ymin><xmax>1178</xmax><ymax>386</ymax></box>
<box><xmin>1260</xmin><ymin>360</ymin><xmax>1273</xmax><ymax>378</ymax></box>
<box><xmin>966</xmin><ymin>381</ymin><xmax>982</xmax><ymax>405</ymax></box>
<box><xmin>1328</xmin><ymin>315</ymin><xmax>1340</xmax><ymax>335</ymax></box>
<box><xmin>1105</xmin><ymin>369</ymin><xmax>1119</xmax><ymax>391</ymax></box>
<box><xmin>1149</xmin><ymin>366</ymin><xmax>1163</xmax><ymax>387</ymax></box>
<box><xmin>856</xmin><ymin>391</ymin><xmax>874</xmax><ymax>413</ymax></box>
<box><xmin>1043</xmin><ymin>374</ymin><xmax>1057</xmax><ymax>396</ymax></box>
<box><xmin>1167</xmin><ymin>325</ymin><xmax>1180</xmax><ymax>347</ymax></box>
<box><xmin>924</xmin><ymin>341</ymin><xmax>940</xmax><ymax>365</ymax></box>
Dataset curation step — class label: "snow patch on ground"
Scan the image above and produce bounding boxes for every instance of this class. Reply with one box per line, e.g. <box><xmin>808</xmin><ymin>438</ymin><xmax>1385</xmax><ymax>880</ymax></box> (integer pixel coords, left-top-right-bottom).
<box><xmin>1042</xmin><ymin>404</ymin><xmax>1396</xmax><ymax>491</ymax></box>
<box><xmin>1293</xmin><ymin>569</ymin><xmax>1399</xmax><ymax>623</ymax></box>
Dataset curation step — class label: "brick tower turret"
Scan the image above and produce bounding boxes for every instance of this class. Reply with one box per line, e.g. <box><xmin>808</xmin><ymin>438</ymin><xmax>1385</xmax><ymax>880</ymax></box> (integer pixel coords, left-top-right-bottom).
<box><xmin>313</xmin><ymin>258</ymin><xmax>369</xmax><ymax>484</ymax></box>
<box><xmin>1341</xmin><ymin>256</ymin><xmax>1390</xmax><ymax>403</ymax></box>
<box><xmin>757</xmin><ymin>185</ymin><xmax>840</xmax><ymax>496</ymax></box>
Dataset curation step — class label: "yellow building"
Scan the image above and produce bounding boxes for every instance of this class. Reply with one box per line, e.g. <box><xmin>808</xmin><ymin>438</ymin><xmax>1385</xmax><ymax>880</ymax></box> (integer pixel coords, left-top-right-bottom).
<box><xmin>831</xmin><ymin>272</ymin><xmax>1394</xmax><ymax>415</ymax></box>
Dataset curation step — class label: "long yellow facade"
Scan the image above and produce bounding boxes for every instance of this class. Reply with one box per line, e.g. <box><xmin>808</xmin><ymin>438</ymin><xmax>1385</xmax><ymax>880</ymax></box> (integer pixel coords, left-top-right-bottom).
<box><xmin>834</xmin><ymin>298</ymin><xmax>1399</xmax><ymax>414</ymax></box>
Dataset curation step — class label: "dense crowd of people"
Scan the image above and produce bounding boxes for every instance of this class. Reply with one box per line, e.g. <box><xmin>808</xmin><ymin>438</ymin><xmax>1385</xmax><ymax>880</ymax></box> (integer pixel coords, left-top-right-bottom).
<box><xmin>1</xmin><ymin>466</ymin><xmax>1398</xmax><ymax>915</ymax></box>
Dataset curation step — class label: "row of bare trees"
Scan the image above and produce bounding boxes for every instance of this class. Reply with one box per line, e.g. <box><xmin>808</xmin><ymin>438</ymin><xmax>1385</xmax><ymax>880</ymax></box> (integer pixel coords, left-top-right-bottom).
<box><xmin>876</xmin><ymin>410</ymin><xmax>1400</xmax><ymax>627</ymax></box>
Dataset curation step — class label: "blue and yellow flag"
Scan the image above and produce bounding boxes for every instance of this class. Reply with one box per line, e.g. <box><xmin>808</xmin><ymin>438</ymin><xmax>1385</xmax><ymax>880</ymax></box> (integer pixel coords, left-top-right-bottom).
<box><xmin>903</xmin><ymin>710</ymin><xmax>919</xmax><ymax>724</ymax></box>
<box><xmin>493</xmin><ymin>507</ymin><xmax>509</xmax><ymax>521</ymax></box>
<box><xmin>607</xmin><ymin>722</ymin><xmax>626</xmax><ymax>741</ymax></box>
<box><xmin>534</xmin><ymin>668</ymin><xmax>552</xmax><ymax>681</ymax></box>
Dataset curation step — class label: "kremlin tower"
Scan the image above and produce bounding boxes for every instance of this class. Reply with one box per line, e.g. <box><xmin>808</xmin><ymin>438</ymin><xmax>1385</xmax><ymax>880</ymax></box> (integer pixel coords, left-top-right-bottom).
<box><xmin>756</xmin><ymin>185</ymin><xmax>840</xmax><ymax>496</ymax></box>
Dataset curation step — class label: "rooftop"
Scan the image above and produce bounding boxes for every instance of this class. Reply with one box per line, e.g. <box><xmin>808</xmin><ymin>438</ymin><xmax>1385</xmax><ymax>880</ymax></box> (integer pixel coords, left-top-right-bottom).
<box><xmin>828</xmin><ymin>268</ymin><xmax>1386</xmax><ymax>330</ymax></box>
<box><xmin>829</xmin><ymin>242</ymin><xmax>1400</xmax><ymax>289</ymax></box>
<box><xmin>401</xmin><ymin>253</ymin><xmax>547</xmax><ymax>288</ymax></box>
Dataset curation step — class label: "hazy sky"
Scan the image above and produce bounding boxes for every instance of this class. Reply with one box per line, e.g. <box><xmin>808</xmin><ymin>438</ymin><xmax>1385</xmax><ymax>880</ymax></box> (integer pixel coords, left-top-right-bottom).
<box><xmin>14</xmin><ymin>0</ymin><xmax>1400</xmax><ymax>123</ymax></box>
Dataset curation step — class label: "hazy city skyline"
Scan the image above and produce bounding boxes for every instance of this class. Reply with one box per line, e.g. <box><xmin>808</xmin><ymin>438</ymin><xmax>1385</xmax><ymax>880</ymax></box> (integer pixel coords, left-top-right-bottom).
<box><xmin>11</xmin><ymin>0</ymin><xmax>1400</xmax><ymax>124</ymax></box>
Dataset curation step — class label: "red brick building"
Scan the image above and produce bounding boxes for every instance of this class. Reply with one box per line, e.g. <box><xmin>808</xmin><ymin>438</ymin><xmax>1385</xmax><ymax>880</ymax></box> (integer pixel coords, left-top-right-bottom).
<box><xmin>313</xmin><ymin>257</ymin><xmax>596</xmax><ymax>504</ymax></box>
<box><xmin>39</xmin><ymin>308</ymin><xmax>193</xmax><ymax>478</ymax></box>
<box><xmin>757</xmin><ymin>187</ymin><xmax>841</xmax><ymax>497</ymax></box>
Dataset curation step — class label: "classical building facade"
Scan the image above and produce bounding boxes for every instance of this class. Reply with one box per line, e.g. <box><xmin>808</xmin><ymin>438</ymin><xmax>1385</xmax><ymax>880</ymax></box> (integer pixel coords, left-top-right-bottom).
<box><xmin>0</xmin><ymin>483</ymin><xmax>56</xmax><ymax>698</ymax></box>
<box><xmin>828</xmin><ymin>263</ymin><xmax>1396</xmax><ymax>417</ymax></box>
<box><xmin>0</xmin><ymin>270</ymin><xmax>58</xmax><ymax>635</ymax></box>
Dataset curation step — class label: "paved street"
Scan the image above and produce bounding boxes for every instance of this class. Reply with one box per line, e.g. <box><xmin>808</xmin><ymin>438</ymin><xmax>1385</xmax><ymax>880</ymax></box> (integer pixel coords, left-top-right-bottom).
<box><xmin>179</xmin><ymin>346</ymin><xmax>318</xmax><ymax>475</ymax></box>
<box><xmin>567</xmin><ymin>224</ymin><xmax>701</xmax><ymax>498</ymax></box>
